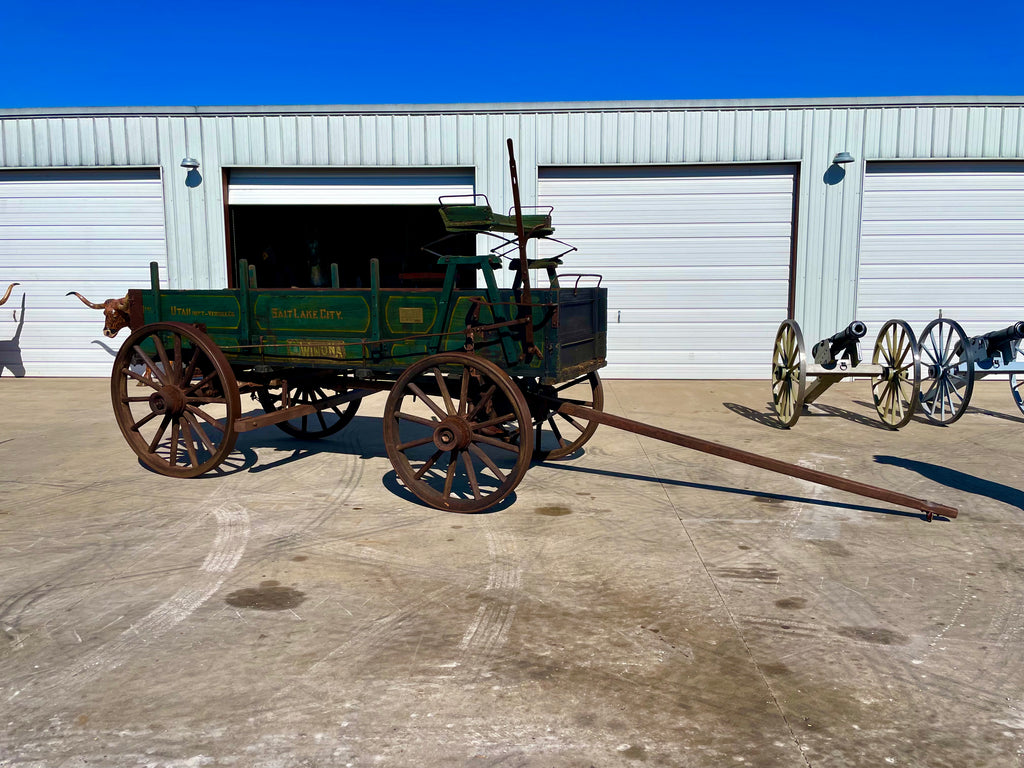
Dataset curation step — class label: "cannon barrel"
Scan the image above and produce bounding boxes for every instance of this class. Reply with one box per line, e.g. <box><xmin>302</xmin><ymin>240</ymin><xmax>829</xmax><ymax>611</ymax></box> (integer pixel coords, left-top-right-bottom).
<box><xmin>824</xmin><ymin>320</ymin><xmax>867</xmax><ymax>346</ymax></box>
<box><xmin>975</xmin><ymin>321</ymin><xmax>1024</xmax><ymax>354</ymax></box>
<box><xmin>812</xmin><ymin>320</ymin><xmax>867</xmax><ymax>366</ymax></box>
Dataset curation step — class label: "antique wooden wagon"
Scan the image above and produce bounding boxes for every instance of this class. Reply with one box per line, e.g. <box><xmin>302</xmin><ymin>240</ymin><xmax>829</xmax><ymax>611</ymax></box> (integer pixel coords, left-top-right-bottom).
<box><xmin>103</xmin><ymin>141</ymin><xmax>957</xmax><ymax>520</ymax></box>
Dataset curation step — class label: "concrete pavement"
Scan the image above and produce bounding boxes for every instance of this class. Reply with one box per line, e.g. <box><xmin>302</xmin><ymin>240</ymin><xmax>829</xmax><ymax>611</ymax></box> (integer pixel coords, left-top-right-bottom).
<box><xmin>1</xmin><ymin>377</ymin><xmax>1023</xmax><ymax>767</ymax></box>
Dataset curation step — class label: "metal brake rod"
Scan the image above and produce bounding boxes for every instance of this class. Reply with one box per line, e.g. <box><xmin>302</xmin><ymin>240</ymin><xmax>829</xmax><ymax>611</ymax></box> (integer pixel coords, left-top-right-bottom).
<box><xmin>556</xmin><ymin>402</ymin><xmax>958</xmax><ymax>521</ymax></box>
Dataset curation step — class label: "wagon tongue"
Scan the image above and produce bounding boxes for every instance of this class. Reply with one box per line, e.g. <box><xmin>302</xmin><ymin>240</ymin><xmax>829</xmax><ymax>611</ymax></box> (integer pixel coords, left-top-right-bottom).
<box><xmin>555</xmin><ymin>402</ymin><xmax>958</xmax><ymax>521</ymax></box>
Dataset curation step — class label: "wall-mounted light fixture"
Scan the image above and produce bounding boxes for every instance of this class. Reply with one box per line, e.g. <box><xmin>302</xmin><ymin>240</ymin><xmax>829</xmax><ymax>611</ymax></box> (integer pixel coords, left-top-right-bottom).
<box><xmin>832</xmin><ymin>151</ymin><xmax>854</xmax><ymax>164</ymax></box>
<box><xmin>180</xmin><ymin>157</ymin><xmax>200</xmax><ymax>171</ymax></box>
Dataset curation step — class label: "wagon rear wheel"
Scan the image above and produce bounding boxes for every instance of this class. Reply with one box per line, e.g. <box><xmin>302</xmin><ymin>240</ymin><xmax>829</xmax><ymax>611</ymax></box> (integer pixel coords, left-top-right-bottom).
<box><xmin>257</xmin><ymin>375</ymin><xmax>360</xmax><ymax>439</ymax></box>
<box><xmin>871</xmin><ymin>319</ymin><xmax>921</xmax><ymax>429</ymax></box>
<box><xmin>110</xmin><ymin>322</ymin><xmax>240</xmax><ymax>477</ymax></box>
<box><xmin>919</xmin><ymin>317</ymin><xmax>974</xmax><ymax>425</ymax></box>
<box><xmin>519</xmin><ymin>372</ymin><xmax>604</xmax><ymax>461</ymax></box>
<box><xmin>771</xmin><ymin>319</ymin><xmax>806</xmax><ymax>428</ymax></box>
<box><xmin>383</xmin><ymin>352</ymin><xmax>533</xmax><ymax>513</ymax></box>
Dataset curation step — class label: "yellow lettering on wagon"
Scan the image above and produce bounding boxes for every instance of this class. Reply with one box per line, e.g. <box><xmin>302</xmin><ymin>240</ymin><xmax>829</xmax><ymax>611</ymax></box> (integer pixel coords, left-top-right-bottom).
<box><xmin>168</xmin><ymin>305</ymin><xmax>235</xmax><ymax>318</ymax></box>
<box><xmin>289</xmin><ymin>343</ymin><xmax>348</xmax><ymax>359</ymax></box>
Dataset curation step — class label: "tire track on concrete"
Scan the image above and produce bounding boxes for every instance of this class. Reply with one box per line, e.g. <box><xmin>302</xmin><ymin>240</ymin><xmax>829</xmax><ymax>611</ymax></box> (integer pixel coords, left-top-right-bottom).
<box><xmin>455</xmin><ymin>527</ymin><xmax>522</xmax><ymax>672</ymax></box>
<box><xmin>8</xmin><ymin>501</ymin><xmax>250</xmax><ymax>701</ymax></box>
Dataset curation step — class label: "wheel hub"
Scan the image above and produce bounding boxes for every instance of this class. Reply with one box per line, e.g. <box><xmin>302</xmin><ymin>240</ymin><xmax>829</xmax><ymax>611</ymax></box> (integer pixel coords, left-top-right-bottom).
<box><xmin>433</xmin><ymin>416</ymin><xmax>472</xmax><ymax>452</ymax></box>
<box><xmin>149</xmin><ymin>386</ymin><xmax>187</xmax><ymax>417</ymax></box>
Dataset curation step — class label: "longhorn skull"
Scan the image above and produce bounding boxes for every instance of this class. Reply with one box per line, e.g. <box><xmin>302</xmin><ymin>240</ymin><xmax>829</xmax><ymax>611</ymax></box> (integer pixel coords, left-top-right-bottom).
<box><xmin>67</xmin><ymin>291</ymin><xmax>131</xmax><ymax>337</ymax></box>
<box><xmin>0</xmin><ymin>283</ymin><xmax>18</xmax><ymax>306</ymax></box>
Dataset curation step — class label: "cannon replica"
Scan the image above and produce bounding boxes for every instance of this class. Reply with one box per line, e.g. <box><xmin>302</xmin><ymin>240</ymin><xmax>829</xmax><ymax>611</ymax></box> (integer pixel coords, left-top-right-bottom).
<box><xmin>72</xmin><ymin>141</ymin><xmax>957</xmax><ymax>521</ymax></box>
<box><xmin>771</xmin><ymin>318</ymin><xmax>920</xmax><ymax>429</ymax></box>
<box><xmin>0</xmin><ymin>283</ymin><xmax>18</xmax><ymax>307</ymax></box>
<box><xmin>915</xmin><ymin>315</ymin><xmax>1024</xmax><ymax>424</ymax></box>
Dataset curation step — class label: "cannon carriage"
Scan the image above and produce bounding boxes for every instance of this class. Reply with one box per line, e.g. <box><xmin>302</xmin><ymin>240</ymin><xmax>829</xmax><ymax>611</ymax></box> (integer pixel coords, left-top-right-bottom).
<box><xmin>770</xmin><ymin>318</ymin><xmax>921</xmax><ymax>429</ymax></box>
<box><xmin>83</xmin><ymin>141</ymin><xmax>957</xmax><ymax>521</ymax></box>
<box><xmin>914</xmin><ymin>315</ymin><xmax>1024</xmax><ymax>424</ymax></box>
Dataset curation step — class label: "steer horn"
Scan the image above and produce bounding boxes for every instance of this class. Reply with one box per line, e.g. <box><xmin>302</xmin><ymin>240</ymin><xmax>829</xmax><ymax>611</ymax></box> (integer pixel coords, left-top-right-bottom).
<box><xmin>0</xmin><ymin>283</ymin><xmax>18</xmax><ymax>306</ymax></box>
<box><xmin>66</xmin><ymin>291</ymin><xmax>106</xmax><ymax>309</ymax></box>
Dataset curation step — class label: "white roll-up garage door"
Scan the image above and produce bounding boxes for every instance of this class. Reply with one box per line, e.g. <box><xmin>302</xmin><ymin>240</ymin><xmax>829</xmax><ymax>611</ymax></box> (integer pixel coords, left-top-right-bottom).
<box><xmin>0</xmin><ymin>169</ymin><xmax>167</xmax><ymax>377</ymax></box>
<box><xmin>228</xmin><ymin>168</ymin><xmax>474</xmax><ymax>205</ymax></box>
<box><xmin>538</xmin><ymin>165</ymin><xmax>796</xmax><ymax>378</ymax></box>
<box><xmin>857</xmin><ymin>161</ymin><xmax>1024</xmax><ymax>338</ymax></box>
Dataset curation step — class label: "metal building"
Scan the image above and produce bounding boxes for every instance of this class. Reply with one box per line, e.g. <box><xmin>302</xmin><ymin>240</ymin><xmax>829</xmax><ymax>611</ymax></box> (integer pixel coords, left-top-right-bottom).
<box><xmin>1</xmin><ymin>97</ymin><xmax>1022</xmax><ymax>378</ymax></box>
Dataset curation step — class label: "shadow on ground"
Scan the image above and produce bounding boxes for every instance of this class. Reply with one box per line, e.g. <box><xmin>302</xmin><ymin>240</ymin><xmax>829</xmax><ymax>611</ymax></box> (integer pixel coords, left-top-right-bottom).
<box><xmin>876</xmin><ymin>455</ymin><xmax>1024</xmax><ymax>513</ymax></box>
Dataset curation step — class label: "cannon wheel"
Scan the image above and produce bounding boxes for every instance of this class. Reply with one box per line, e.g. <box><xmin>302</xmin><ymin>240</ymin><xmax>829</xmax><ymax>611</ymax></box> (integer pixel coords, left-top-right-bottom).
<box><xmin>1010</xmin><ymin>373</ymin><xmax>1024</xmax><ymax>417</ymax></box>
<box><xmin>110</xmin><ymin>322</ymin><xmax>240</xmax><ymax>477</ymax></box>
<box><xmin>257</xmin><ymin>375</ymin><xmax>361</xmax><ymax>439</ymax></box>
<box><xmin>518</xmin><ymin>372</ymin><xmax>604</xmax><ymax>461</ymax></box>
<box><xmin>870</xmin><ymin>319</ymin><xmax>921</xmax><ymax>429</ymax></box>
<box><xmin>771</xmin><ymin>319</ymin><xmax>807</xmax><ymax>428</ymax></box>
<box><xmin>919</xmin><ymin>317</ymin><xmax>974</xmax><ymax>425</ymax></box>
<box><xmin>383</xmin><ymin>352</ymin><xmax>533</xmax><ymax>513</ymax></box>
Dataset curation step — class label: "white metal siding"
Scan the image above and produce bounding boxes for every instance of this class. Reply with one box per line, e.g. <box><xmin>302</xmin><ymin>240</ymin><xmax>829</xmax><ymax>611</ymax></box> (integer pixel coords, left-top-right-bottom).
<box><xmin>539</xmin><ymin>165</ymin><xmax>796</xmax><ymax>378</ymax></box>
<box><xmin>0</xmin><ymin>170</ymin><xmax>167</xmax><ymax>377</ymax></box>
<box><xmin>856</xmin><ymin>161</ymin><xmax>1024</xmax><ymax>337</ymax></box>
<box><xmin>228</xmin><ymin>168</ymin><xmax>474</xmax><ymax>205</ymax></box>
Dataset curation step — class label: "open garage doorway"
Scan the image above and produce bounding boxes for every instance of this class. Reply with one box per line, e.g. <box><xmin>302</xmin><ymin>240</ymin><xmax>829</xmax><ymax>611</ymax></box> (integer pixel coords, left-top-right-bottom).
<box><xmin>228</xmin><ymin>204</ymin><xmax>475</xmax><ymax>289</ymax></box>
<box><xmin>226</xmin><ymin>167</ymin><xmax>478</xmax><ymax>290</ymax></box>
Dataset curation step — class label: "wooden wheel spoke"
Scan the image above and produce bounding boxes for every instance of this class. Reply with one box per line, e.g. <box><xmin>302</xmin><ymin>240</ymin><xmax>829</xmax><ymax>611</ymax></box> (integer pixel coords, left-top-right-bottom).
<box><xmin>130</xmin><ymin>410</ymin><xmax>161</xmax><ymax>432</ymax></box>
<box><xmin>183</xmin><ymin>412</ymin><xmax>217</xmax><ymax>454</ymax></box>
<box><xmin>413</xmin><ymin>450</ymin><xmax>444</xmax><ymax>481</ymax></box>
<box><xmin>442</xmin><ymin>455</ymin><xmax>457</xmax><ymax>499</ymax></box>
<box><xmin>407</xmin><ymin>381</ymin><xmax>448</xmax><ymax>420</ymax></box>
<box><xmin>153</xmin><ymin>336</ymin><xmax>173</xmax><ymax>381</ymax></box>
<box><xmin>168</xmin><ymin>420</ymin><xmax>180</xmax><ymax>466</ymax></box>
<box><xmin>147</xmin><ymin>414</ymin><xmax>172</xmax><ymax>452</ymax></box>
<box><xmin>171</xmin><ymin>335</ymin><xmax>183</xmax><ymax>382</ymax></box>
<box><xmin>183</xmin><ymin>369</ymin><xmax>218</xmax><ymax>397</ymax></box>
<box><xmin>555</xmin><ymin>374</ymin><xmax>590</xmax><ymax>392</ymax></box>
<box><xmin>547</xmin><ymin>416</ymin><xmax>568</xmax><ymax>448</ymax></box>
<box><xmin>458</xmin><ymin>370</ymin><xmax>470</xmax><ymax>416</ymax></box>
<box><xmin>472</xmin><ymin>433</ymin><xmax>522</xmax><ymax>453</ymax></box>
<box><xmin>183</xmin><ymin>423</ymin><xmax>199</xmax><ymax>467</ymax></box>
<box><xmin>461</xmin><ymin>451</ymin><xmax>481</xmax><ymax>500</ymax></box>
<box><xmin>132</xmin><ymin>345</ymin><xmax>166</xmax><ymax>386</ymax></box>
<box><xmin>124</xmin><ymin>367</ymin><xmax>160</xmax><ymax>389</ymax></box>
<box><xmin>434</xmin><ymin>368</ymin><xmax>456</xmax><ymax>415</ymax></box>
<box><xmin>398</xmin><ymin>434</ymin><xmax>436</xmax><ymax>451</ymax></box>
<box><xmin>186</xmin><ymin>404</ymin><xmax>226</xmax><ymax>432</ymax></box>
<box><xmin>471</xmin><ymin>412</ymin><xmax>516</xmax><ymax>432</ymax></box>
<box><xmin>467</xmin><ymin>384</ymin><xmax>497</xmax><ymax>421</ymax></box>
<box><xmin>396</xmin><ymin>410</ymin><xmax>438</xmax><ymax>428</ymax></box>
<box><xmin>467</xmin><ymin>442</ymin><xmax>506</xmax><ymax>482</ymax></box>
<box><xmin>558</xmin><ymin>412</ymin><xmax>588</xmax><ymax>433</ymax></box>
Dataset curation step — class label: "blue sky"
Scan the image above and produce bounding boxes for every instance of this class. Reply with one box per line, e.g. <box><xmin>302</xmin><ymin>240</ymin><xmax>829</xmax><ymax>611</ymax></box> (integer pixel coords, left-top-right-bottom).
<box><xmin>2</xmin><ymin>0</ymin><xmax>1021</xmax><ymax>108</ymax></box>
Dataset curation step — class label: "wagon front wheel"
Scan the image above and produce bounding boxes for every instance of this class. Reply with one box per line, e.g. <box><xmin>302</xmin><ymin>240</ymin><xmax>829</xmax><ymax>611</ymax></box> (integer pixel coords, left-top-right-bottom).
<box><xmin>383</xmin><ymin>352</ymin><xmax>533</xmax><ymax>513</ymax></box>
<box><xmin>110</xmin><ymin>322</ymin><xmax>240</xmax><ymax>477</ymax></box>
<box><xmin>519</xmin><ymin>372</ymin><xmax>604</xmax><ymax>461</ymax></box>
